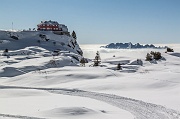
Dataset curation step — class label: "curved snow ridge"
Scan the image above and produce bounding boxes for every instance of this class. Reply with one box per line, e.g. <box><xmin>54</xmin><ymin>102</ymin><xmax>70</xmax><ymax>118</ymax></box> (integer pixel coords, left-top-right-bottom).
<box><xmin>1</xmin><ymin>85</ymin><xmax>180</xmax><ymax>119</ymax></box>
<box><xmin>0</xmin><ymin>113</ymin><xmax>45</xmax><ymax>119</ymax></box>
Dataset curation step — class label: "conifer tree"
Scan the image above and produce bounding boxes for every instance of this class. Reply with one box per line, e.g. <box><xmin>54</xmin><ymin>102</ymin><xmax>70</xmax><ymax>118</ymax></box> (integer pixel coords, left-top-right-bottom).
<box><xmin>146</xmin><ymin>53</ymin><xmax>152</xmax><ymax>61</ymax></box>
<box><xmin>93</xmin><ymin>51</ymin><xmax>101</xmax><ymax>66</ymax></box>
<box><xmin>80</xmin><ymin>57</ymin><xmax>86</xmax><ymax>67</ymax></box>
<box><xmin>71</xmin><ymin>31</ymin><xmax>77</xmax><ymax>40</ymax></box>
<box><xmin>117</xmin><ymin>63</ymin><xmax>122</xmax><ymax>70</ymax></box>
<box><xmin>4</xmin><ymin>49</ymin><xmax>8</xmax><ymax>53</ymax></box>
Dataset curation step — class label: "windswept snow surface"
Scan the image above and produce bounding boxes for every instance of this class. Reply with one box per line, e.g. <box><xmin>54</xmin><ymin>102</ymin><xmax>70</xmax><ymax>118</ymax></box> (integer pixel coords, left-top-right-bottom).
<box><xmin>0</xmin><ymin>43</ymin><xmax>180</xmax><ymax>119</ymax></box>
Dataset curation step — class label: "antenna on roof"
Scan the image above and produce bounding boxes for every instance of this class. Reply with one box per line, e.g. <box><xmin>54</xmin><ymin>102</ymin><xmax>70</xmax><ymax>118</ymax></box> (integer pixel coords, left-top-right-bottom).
<box><xmin>12</xmin><ymin>22</ymin><xmax>13</xmax><ymax>31</ymax></box>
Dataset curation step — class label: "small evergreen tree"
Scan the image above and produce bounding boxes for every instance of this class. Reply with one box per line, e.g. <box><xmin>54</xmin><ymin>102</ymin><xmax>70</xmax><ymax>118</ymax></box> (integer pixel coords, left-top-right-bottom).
<box><xmin>166</xmin><ymin>47</ymin><xmax>174</xmax><ymax>52</ymax></box>
<box><xmin>4</xmin><ymin>49</ymin><xmax>8</xmax><ymax>53</ymax></box>
<box><xmin>3</xmin><ymin>48</ymin><xmax>9</xmax><ymax>57</ymax></box>
<box><xmin>117</xmin><ymin>63</ymin><xmax>122</xmax><ymax>70</ymax></box>
<box><xmin>153</xmin><ymin>52</ymin><xmax>162</xmax><ymax>60</ymax></box>
<box><xmin>80</xmin><ymin>57</ymin><xmax>86</xmax><ymax>67</ymax></box>
<box><xmin>146</xmin><ymin>51</ymin><xmax>162</xmax><ymax>61</ymax></box>
<box><xmin>146</xmin><ymin>53</ymin><xmax>153</xmax><ymax>61</ymax></box>
<box><xmin>93</xmin><ymin>51</ymin><xmax>101</xmax><ymax>66</ymax></box>
<box><xmin>71</xmin><ymin>31</ymin><xmax>77</xmax><ymax>40</ymax></box>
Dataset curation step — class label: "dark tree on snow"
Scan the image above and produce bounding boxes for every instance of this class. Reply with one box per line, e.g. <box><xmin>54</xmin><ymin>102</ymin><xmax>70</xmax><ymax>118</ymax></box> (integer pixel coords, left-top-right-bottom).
<box><xmin>166</xmin><ymin>47</ymin><xmax>174</xmax><ymax>52</ymax></box>
<box><xmin>4</xmin><ymin>49</ymin><xmax>8</xmax><ymax>53</ymax></box>
<box><xmin>93</xmin><ymin>51</ymin><xmax>101</xmax><ymax>66</ymax></box>
<box><xmin>146</xmin><ymin>53</ymin><xmax>152</xmax><ymax>61</ymax></box>
<box><xmin>71</xmin><ymin>31</ymin><xmax>77</xmax><ymax>40</ymax></box>
<box><xmin>80</xmin><ymin>57</ymin><xmax>86</xmax><ymax>67</ymax></box>
<box><xmin>117</xmin><ymin>63</ymin><xmax>122</xmax><ymax>70</ymax></box>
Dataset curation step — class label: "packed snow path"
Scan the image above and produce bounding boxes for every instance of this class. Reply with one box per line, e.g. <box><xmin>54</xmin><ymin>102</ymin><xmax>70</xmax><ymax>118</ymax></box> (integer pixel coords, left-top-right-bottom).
<box><xmin>0</xmin><ymin>85</ymin><xmax>180</xmax><ymax>119</ymax></box>
<box><xmin>0</xmin><ymin>113</ymin><xmax>45</xmax><ymax>119</ymax></box>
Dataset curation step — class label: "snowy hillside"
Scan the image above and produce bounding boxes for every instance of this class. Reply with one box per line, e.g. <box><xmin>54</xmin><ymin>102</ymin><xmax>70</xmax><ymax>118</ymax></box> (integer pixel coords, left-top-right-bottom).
<box><xmin>0</xmin><ymin>30</ymin><xmax>83</xmax><ymax>55</ymax></box>
<box><xmin>0</xmin><ymin>43</ymin><xmax>180</xmax><ymax>119</ymax></box>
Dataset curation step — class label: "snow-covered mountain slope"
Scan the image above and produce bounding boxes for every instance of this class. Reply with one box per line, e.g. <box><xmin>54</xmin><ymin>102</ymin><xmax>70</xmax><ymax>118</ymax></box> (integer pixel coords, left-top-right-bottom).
<box><xmin>0</xmin><ymin>44</ymin><xmax>180</xmax><ymax>119</ymax></box>
<box><xmin>0</xmin><ymin>30</ymin><xmax>83</xmax><ymax>55</ymax></box>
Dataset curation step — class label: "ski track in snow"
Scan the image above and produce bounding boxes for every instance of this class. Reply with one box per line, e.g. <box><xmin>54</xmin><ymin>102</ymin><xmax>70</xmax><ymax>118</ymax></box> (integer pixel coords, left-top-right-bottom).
<box><xmin>0</xmin><ymin>85</ymin><xmax>180</xmax><ymax>119</ymax></box>
<box><xmin>0</xmin><ymin>113</ymin><xmax>45</xmax><ymax>119</ymax></box>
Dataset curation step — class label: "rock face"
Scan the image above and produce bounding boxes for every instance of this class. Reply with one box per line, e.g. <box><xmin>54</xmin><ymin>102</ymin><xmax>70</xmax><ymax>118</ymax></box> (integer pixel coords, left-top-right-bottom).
<box><xmin>102</xmin><ymin>42</ymin><xmax>165</xmax><ymax>49</ymax></box>
<box><xmin>0</xmin><ymin>30</ymin><xmax>83</xmax><ymax>55</ymax></box>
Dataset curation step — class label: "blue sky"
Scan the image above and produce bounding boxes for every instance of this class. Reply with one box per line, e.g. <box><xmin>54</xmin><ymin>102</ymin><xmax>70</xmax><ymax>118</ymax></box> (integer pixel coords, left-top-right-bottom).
<box><xmin>0</xmin><ymin>0</ymin><xmax>180</xmax><ymax>44</ymax></box>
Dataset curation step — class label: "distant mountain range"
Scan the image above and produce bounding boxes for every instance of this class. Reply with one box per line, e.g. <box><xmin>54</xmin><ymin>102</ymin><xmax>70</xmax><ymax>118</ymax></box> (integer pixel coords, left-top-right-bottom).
<box><xmin>101</xmin><ymin>42</ymin><xmax>166</xmax><ymax>49</ymax></box>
